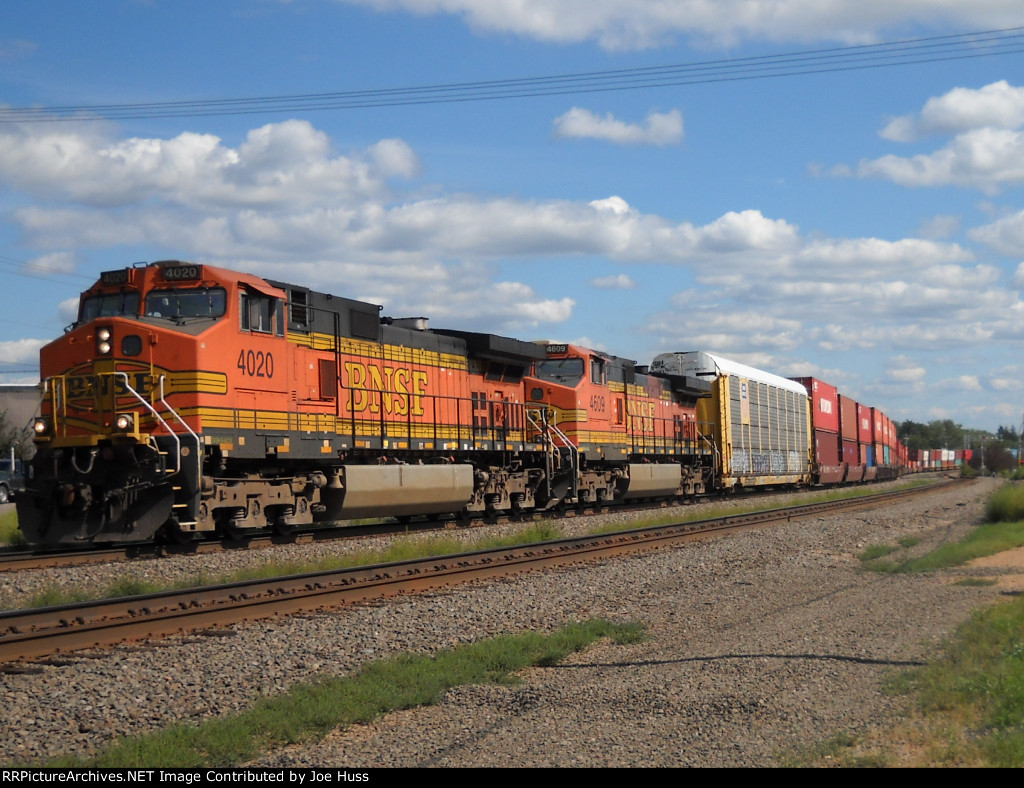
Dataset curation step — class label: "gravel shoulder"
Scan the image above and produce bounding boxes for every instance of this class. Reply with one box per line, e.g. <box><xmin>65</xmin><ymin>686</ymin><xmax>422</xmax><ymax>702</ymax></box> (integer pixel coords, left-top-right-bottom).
<box><xmin>1</xmin><ymin>477</ymin><xmax>1016</xmax><ymax>767</ymax></box>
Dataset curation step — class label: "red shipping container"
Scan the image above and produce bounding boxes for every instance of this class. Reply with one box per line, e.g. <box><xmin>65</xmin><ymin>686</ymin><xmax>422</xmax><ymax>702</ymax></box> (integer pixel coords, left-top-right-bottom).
<box><xmin>856</xmin><ymin>403</ymin><xmax>872</xmax><ymax>444</ymax></box>
<box><xmin>843</xmin><ymin>439</ymin><xmax>859</xmax><ymax>465</ymax></box>
<box><xmin>838</xmin><ymin>395</ymin><xmax>858</xmax><ymax>442</ymax></box>
<box><xmin>871</xmin><ymin>407</ymin><xmax>885</xmax><ymax>445</ymax></box>
<box><xmin>792</xmin><ymin>377</ymin><xmax>840</xmax><ymax>434</ymax></box>
<box><xmin>814</xmin><ymin>428</ymin><xmax>841</xmax><ymax>466</ymax></box>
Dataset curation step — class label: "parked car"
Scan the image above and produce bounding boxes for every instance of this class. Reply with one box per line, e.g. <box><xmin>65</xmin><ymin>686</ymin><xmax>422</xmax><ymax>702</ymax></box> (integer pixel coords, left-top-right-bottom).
<box><xmin>0</xmin><ymin>457</ymin><xmax>25</xmax><ymax>504</ymax></box>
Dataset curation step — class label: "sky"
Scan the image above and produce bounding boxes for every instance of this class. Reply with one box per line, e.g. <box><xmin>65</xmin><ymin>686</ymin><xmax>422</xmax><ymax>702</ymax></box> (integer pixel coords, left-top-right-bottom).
<box><xmin>2</xmin><ymin>1</ymin><xmax>1024</xmax><ymax>436</ymax></box>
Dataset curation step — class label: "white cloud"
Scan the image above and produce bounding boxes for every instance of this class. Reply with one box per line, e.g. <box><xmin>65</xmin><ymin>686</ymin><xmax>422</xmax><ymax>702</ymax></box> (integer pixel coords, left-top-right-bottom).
<box><xmin>0</xmin><ymin>119</ymin><xmax>411</xmax><ymax>209</ymax></box>
<box><xmin>590</xmin><ymin>273</ymin><xmax>636</xmax><ymax>289</ymax></box>
<box><xmin>58</xmin><ymin>297</ymin><xmax>80</xmax><ymax>325</ymax></box>
<box><xmin>917</xmin><ymin>214</ymin><xmax>961</xmax><ymax>240</ymax></box>
<box><xmin>0</xmin><ymin>338</ymin><xmax>46</xmax><ymax>365</ymax></box>
<box><xmin>5</xmin><ymin>116</ymin><xmax>1024</xmax><ymax>402</ymax></box>
<box><xmin>938</xmin><ymin>375</ymin><xmax>984</xmax><ymax>392</ymax></box>
<box><xmin>971</xmin><ymin>210</ymin><xmax>1024</xmax><ymax>256</ymax></box>
<box><xmin>881</xmin><ymin>81</ymin><xmax>1024</xmax><ymax>141</ymax></box>
<box><xmin>886</xmin><ymin>356</ymin><xmax>926</xmax><ymax>384</ymax></box>
<box><xmin>853</xmin><ymin>128</ymin><xmax>1024</xmax><ymax>194</ymax></box>
<box><xmin>24</xmin><ymin>251</ymin><xmax>76</xmax><ymax>276</ymax></box>
<box><xmin>553</xmin><ymin>107</ymin><xmax>683</xmax><ymax>146</ymax></box>
<box><xmin>335</xmin><ymin>1</ymin><xmax>1024</xmax><ymax>50</ymax></box>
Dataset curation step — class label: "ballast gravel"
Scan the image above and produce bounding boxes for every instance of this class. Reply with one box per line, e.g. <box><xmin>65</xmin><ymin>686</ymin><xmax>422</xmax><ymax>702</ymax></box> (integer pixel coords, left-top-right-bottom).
<box><xmin>0</xmin><ymin>477</ymin><xmax>1017</xmax><ymax>767</ymax></box>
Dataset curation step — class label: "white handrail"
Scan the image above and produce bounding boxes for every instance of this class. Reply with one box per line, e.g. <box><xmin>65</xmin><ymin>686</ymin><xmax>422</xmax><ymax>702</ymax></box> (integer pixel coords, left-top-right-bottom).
<box><xmin>113</xmin><ymin>372</ymin><xmax>181</xmax><ymax>475</ymax></box>
<box><xmin>157</xmin><ymin>375</ymin><xmax>202</xmax><ymax>487</ymax></box>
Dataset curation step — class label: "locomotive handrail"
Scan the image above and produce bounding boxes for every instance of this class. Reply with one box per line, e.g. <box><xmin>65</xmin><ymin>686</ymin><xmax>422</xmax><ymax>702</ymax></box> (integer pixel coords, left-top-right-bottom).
<box><xmin>334</xmin><ymin>381</ymin><xmax>532</xmax><ymax>452</ymax></box>
<box><xmin>525</xmin><ymin>405</ymin><xmax>579</xmax><ymax>501</ymax></box>
<box><xmin>113</xmin><ymin>372</ymin><xmax>182</xmax><ymax>476</ymax></box>
<box><xmin>157</xmin><ymin>374</ymin><xmax>202</xmax><ymax>493</ymax></box>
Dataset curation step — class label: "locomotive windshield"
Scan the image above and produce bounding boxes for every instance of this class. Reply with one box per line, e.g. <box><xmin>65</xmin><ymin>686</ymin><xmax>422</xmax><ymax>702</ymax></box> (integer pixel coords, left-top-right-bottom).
<box><xmin>533</xmin><ymin>357</ymin><xmax>584</xmax><ymax>385</ymax></box>
<box><xmin>80</xmin><ymin>291</ymin><xmax>140</xmax><ymax>322</ymax></box>
<box><xmin>145</xmin><ymin>288</ymin><xmax>227</xmax><ymax>320</ymax></box>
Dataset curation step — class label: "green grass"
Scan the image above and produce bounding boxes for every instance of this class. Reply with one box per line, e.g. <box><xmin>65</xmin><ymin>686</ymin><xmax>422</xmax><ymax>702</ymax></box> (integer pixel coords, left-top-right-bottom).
<box><xmin>858</xmin><ymin>543</ymin><xmax>900</xmax><ymax>562</ymax></box>
<box><xmin>777</xmin><ymin>732</ymin><xmax>892</xmax><ymax>768</ymax></box>
<box><xmin>35</xmin><ymin>618</ymin><xmax>644</xmax><ymax>768</ymax></box>
<box><xmin>0</xmin><ymin>509</ymin><xmax>23</xmax><ymax>547</ymax></box>
<box><xmin>888</xmin><ymin>594</ymin><xmax>1024</xmax><ymax>766</ymax></box>
<box><xmin>860</xmin><ymin>520</ymin><xmax>1024</xmax><ymax>575</ymax></box>
<box><xmin>782</xmin><ymin>596</ymin><xmax>1024</xmax><ymax>766</ymax></box>
<box><xmin>18</xmin><ymin>525</ymin><xmax>569</xmax><ymax>609</ymax></box>
<box><xmin>986</xmin><ymin>483</ymin><xmax>1024</xmax><ymax>524</ymax></box>
<box><xmin>787</xmin><ymin>480</ymin><xmax>1024</xmax><ymax>767</ymax></box>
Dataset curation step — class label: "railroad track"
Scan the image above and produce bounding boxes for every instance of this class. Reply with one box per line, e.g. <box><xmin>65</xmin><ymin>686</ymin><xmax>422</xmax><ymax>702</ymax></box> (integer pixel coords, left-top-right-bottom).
<box><xmin>0</xmin><ymin>475</ymin><xmax>955</xmax><ymax>573</ymax></box>
<box><xmin>0</xmin><ymin>517</ymin><xmax>449</xmax><ymax>573</ymax></box>
<box><xmin>0</xmin><ymin>478</ymin><xmax>965</xmax><ymax>665</ymax></box>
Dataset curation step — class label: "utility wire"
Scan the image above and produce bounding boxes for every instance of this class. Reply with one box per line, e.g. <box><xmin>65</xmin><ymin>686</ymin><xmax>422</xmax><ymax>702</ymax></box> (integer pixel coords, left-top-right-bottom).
<box><xmin>2</xmin><ymin>27</ymin><xmax>1023</xmax><ymax>122</ymax></box>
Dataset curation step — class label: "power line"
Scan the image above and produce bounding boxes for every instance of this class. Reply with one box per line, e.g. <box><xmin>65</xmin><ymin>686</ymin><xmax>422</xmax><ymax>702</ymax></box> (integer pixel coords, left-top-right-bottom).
<box><xmin>2</xmin><ymin>27</ymin><xmax>1023</xmax><ymax>123</ymax></box>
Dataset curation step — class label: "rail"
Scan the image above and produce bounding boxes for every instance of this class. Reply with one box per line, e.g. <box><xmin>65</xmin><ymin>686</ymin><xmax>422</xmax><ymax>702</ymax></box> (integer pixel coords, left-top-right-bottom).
<box><xmin>0</xmin><ymin>478</ymin><xmax>965</xmax><ymax>663</ymax></box>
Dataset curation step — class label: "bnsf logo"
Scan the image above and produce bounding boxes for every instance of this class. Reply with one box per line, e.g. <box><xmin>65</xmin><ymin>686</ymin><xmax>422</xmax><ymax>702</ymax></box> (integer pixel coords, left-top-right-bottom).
<box><xmin>343</xmin><ymin>361</ymin><xmax>429</xmax><ymax>416</ymax></box>
<box><xmin>64</xmin><ymin>371</ymin><xmax>152</xmax><ymax>405</ymax></box>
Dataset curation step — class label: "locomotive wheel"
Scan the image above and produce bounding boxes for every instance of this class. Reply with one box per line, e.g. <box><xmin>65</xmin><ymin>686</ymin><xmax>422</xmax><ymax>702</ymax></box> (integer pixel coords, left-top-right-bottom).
<box><xmin>268</xmin><ymin>504</ymin><xmax>297</xmax><ymax>536</ymax></box>
<box><xmin>215</xmin><ymin>509</ymin><xmax>246</xmax><ymax>541</ymax></box>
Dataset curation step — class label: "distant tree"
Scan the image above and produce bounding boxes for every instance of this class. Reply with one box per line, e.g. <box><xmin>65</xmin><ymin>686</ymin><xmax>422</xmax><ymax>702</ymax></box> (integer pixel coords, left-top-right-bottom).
<box><xmin>897</xmin><ymin>419</ymin><xmax>968</xmax><ymax>450</ymax></box>
<box><xmin>996</xmin><ymin>425</ymin><xmax>1021</xmax><ymax>443</ymax></box>
<box><xmin>967</xmin><ymin>445</ymin><xmax>1017</xmax><ymax>474</ymax></box>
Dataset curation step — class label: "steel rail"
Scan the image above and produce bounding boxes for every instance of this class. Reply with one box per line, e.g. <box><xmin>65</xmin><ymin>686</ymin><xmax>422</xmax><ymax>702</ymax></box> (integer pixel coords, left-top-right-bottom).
<box><xmin>0</xmin><ymin>474</ymin><xmax>956</xmax><ymax>573</ymax></box>
<box><xmin>0</xmin><ymin>479</ymin><xmax>964</xmax><ymax>663</ymax></box>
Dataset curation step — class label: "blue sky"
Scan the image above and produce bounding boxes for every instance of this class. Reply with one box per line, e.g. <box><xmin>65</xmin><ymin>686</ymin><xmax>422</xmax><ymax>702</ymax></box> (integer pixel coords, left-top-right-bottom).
<box><xmin>2</xmin><ymin>1</ymin><xmax>1024</xmax><ymax>435</ymax></box>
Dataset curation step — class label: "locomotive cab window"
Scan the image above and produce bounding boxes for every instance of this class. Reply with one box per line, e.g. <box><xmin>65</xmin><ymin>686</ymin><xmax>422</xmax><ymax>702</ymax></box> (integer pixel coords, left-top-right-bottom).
<box><xmin>534</xmin><ymin>357</ymin><xmax>584</xmax><ymax>386</ymax></box>
<box><xmin>240</xmin><ymin>291</ymin><xmax>285</xmax><ymax>336</ymax></box>
<box><xmin>590</xmin><ymin>358</ymin><xmax>606</xmax><ymax>385</ymax></box>
<box><xmin>145</xmin><ymin>288</ymin><xmax>226</xmax><ymax>320</ymax></box>
<box><xmin>80</xmin><ymin>291</ymin><xmax>140</xmax><ymax>323</ymax></box>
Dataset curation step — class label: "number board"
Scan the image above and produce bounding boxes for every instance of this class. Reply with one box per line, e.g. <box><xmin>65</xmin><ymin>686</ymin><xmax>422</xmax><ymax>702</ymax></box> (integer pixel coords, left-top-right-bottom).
<box><xmin>162</xmin><ymin>265</ymin><xmax>202</xmax><ymax>282</ymax></box>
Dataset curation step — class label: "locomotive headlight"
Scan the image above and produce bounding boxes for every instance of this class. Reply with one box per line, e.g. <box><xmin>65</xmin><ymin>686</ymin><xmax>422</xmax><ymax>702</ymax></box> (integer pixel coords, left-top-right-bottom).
<box><xmin>115</xmin><ymin>413</ymin><xmax>135</xmax><ymax>432</ymax></box>
<box><xmin>33</xmin><ymin>418</ymin><xmax>50</xmax><ymax>437</ymax></box>
<box><xmin>96</xmin><ymin>327</ymin><xmax>113</xmax><ymax>355</ymax></box>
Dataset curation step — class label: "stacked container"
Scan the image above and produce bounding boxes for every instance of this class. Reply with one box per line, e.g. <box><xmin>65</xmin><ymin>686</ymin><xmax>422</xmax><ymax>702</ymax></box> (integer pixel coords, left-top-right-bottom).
<box><xmin>791</xmin><ymin>377</ymin><xmax>843</xmax><ymax>483</ymax></box>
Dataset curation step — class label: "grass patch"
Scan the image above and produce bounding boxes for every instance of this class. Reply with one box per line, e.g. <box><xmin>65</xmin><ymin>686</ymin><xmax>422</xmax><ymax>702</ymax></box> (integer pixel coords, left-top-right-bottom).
<box><xmin>889</xmin><ymin>594</ymin><xmax>1024</xmax><ymax>766</ymax></box>
<box><xmin>955</xmin><ymin>577</ymin><xmax>998</xmax><ymax>587</ymax></box>
<box><xmin>860</xmin><ymin>521</ymin><xmax>1024</xmax><ymax>575</ymax></box>
<box><xmin>20</xmin><ymin>524</ymin><xmax>568</xmax><ymax>609</ymax></box>
<box><xmin>778</xmin><ymin>732</ymin><xmax>892</xmax><ymax>768</ymax></box>
<box><xmin>858</xmin><ymin>543</ymin><xmax>900</xmax><ymax>562</ymax></box>
<box><xmin>781</xmin><ymin>593</ymin><xmax>1024</xmax><ymax>767</ymax></box>
<box><xmin>0</xmin><ymin>509</ymin><xmax>23</xmax><ymax>548</ymax></box>
<box><xmin>986</xmin><ymin>483</ymin><xmax>1024</xmax><ymax>524</ymax></box>
<box><xmin>36</xmin><ymin>618</ymin><xmax>644</xmax><ymax>768</ymax></box>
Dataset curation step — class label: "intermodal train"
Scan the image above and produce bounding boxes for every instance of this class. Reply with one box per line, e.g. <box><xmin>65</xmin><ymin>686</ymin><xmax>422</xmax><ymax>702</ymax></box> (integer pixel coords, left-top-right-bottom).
<box><xmin>16</xmin><ymin>260</ymin><xmax>913</xmax><ymax>547</ymax></box>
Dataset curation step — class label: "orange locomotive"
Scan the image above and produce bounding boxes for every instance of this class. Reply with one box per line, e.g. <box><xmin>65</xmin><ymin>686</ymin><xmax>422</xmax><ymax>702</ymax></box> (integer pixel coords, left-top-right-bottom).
<box><xmin>18</xmin><ymin>261</ymin><xmax>712</xmax><ymax>546</ymax></box>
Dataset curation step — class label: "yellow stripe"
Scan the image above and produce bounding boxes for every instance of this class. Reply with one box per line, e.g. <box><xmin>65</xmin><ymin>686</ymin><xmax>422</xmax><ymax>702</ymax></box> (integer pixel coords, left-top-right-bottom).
<box><xmin>287</xmin><ymin>331</ymin><xmax>468</xmax><ymax>371</ymax></box>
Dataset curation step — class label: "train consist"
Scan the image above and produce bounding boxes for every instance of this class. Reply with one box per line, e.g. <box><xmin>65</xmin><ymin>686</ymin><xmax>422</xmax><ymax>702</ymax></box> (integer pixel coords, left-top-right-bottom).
<box><xmin>17</xmin><ymin>260</ymin><xmax>921</xmax><ymax>547</ymax></box>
